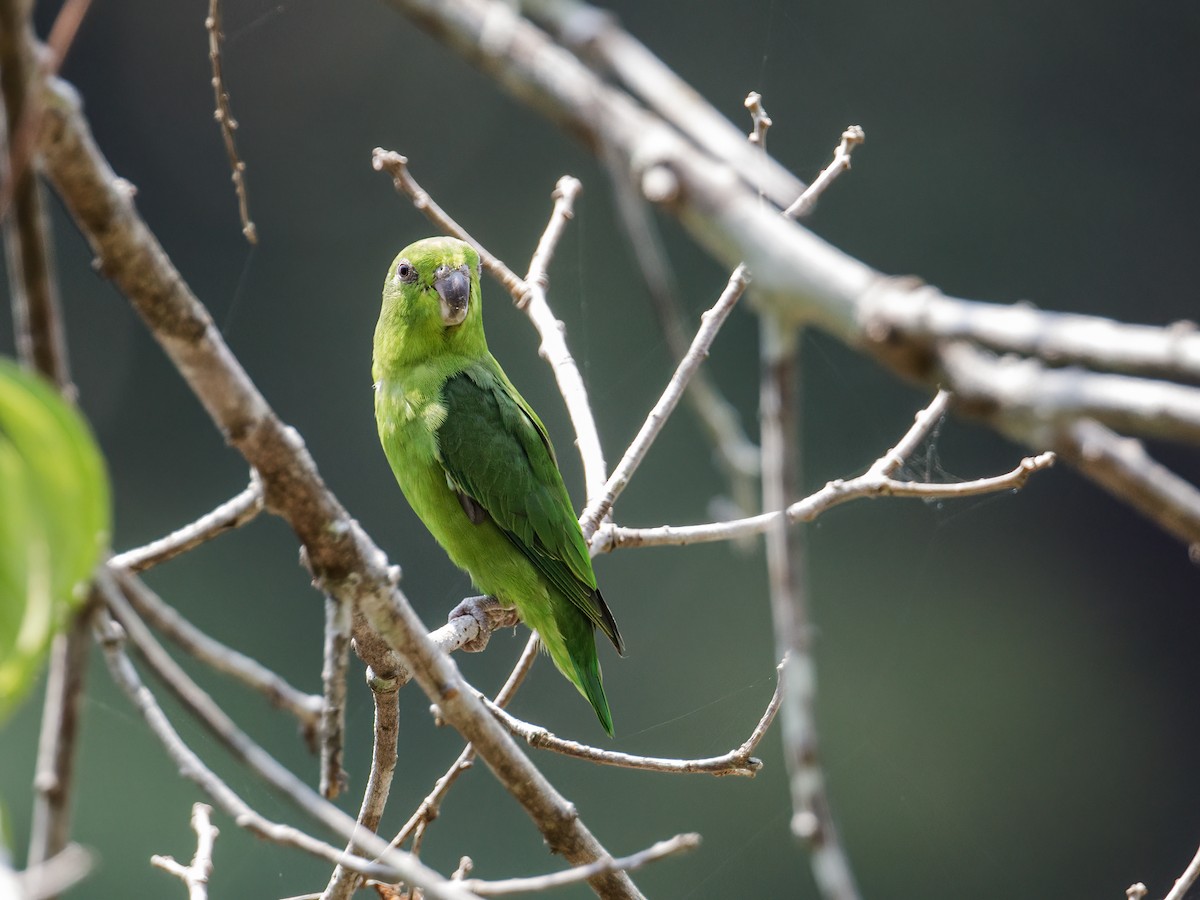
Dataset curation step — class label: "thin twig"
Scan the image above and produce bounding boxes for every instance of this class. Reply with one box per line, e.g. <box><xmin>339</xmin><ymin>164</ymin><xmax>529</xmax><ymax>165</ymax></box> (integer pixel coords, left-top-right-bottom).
<box><xmin>0</xmin><ymin>0</ymin><xmax>92</xmax><ymax>225</ymax></box>
<box><xmin>26</xmin><ymin>601</ymin><xmax>94</xmax><ymax>874</ymax></box>
<box><xmin>520</xmin><ymin>175</ymin><xmax>608</xmax><ymax>499</ymax></box>
<box><xmin>743</xmin><ymin>92</ymin><xmax>772</xmax><ymax>146</ymax></box>
<box><xmin>319</xmin><ymin>596</ymin><xmax>351</xmax><ymax>800</ymax></box>
<box><xmin>113</xmin><ymin>562</ymin><xmax>322</xmax><ymax>738</ymax></box>
<box><xmin>92</xmin><ymin>590</ymin><xmax>477</xmax><ymax>899</ymax></box>
<box><xmin>481</xmin><ymin>657</ymin><xmax>782</xmax><ymax>777</ymax></box>
<box><xmin>371</xmin><ymin>149</ymin><xmax>524</xmax><ymax>297</ymax></box>
<box><xmin>871</xmin><ymin>389</ymin><xmax>953</xmax><ymax>476</ymax></box>
<box><xmin>319</xmin><ymin>674</ymin><xmax>399</xmax><ymax>900</ymax></box>
<box><xmin>1162</xmin><ymin>839</ymin><xmax>1200</xmax><ymax>900</ymax></box>
<box><xmin>459</xmin><ymin>832</ymin><xmax>701</xmax><ymax>896</ymax></box>
<box><xmin>579</xmin><ymin>262</ymin><xmax>749</xmax><ymax>539</ymax></box>
<box><xmin>1</xmin><ymin>0</ymin><xmax>73</xmax><ymax>395</ymax></box>
<box><xmin>783</xmin><ymin>126</ymin><xmax>865</xmax><ymax>220</ymax></box>
<box><xmin>374</xmin><ymin>151</ymin><xmax>608</xmax><ymax>499</ymax></box>
<box><xmin>599</xmin><ymin>136</ymin><xmax>760</xmax><ymax>517</ymax></box>
<box><xmin>205</xmin><ymin>0</ymin><xmax>256</xmax><ymax>243</ymax></box>
<box><xmin>385</xmin><ymin>635</ymin><xmax>540</xmax><ymax>855</ymax></box>
<box><xmin>104</xmin><ymin>572</ymin><xmax>387</xmax><ymax>850</ymax></box>
<box><xmin>151</xmin><ymin>803</ymin><xmax>219</xmax><ymax>900</ymax></box>
<box><xmin>110</xmin><ymin>472</ymin><xmax>264</xmax><ymax>572</ymax></box>
<box><xmin>493</xmin><ymin>632</ymin><xmax>542</xmax><ymax>707</ymax></box>
<box><xmin>316</xmin><ymin>617</ymin><xmax>352</xmax><ymax>798</ymax></box>
<box><xmin>13</xmin><ymin>844</ymin><xmax>94</xmax><ymax>900</ymax></box>
<box><xmin>760</xmin><ymin>320</ymin><xmax>860</xmax><ymax>900</ymax></box>
<box><xmin>594</xmin><ymin>406</ymin><xmax>1055</xmax><ymax>551</ymax></box>
<box><xmin>578</xmin><ymin>116</ymin><xmax>866</xmax><ymax>539</ymax></box>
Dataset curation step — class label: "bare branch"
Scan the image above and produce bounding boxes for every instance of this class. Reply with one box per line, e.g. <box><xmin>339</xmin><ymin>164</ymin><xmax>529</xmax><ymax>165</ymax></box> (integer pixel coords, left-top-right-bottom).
<box><xmin>39</xmin><ymin>80</ymin><xmax>638</xmax><ymax>896</ymax></box>
<box><xmin>110</xmin><ymin>472</ymin><xmax>264</xmax><ymax>572</ymax></box>
<box><xmin>594</xmin><ymin>392</ymin><xmax>1055</xmax><ymax>551</ymax></box>
<box><xmin>385</xmin><ymin>0</ymin><xmax>878</xmax><ymax>338</ymax></box>
<box><xmin>862</xmin><ymin>285</ymin><xmax>1200</xmax><ymax>385</ymax></box>
<box><xmin>873</xmin><ymin>389</ymin><xmax>953</xmax><ymax>475</ymax></box>
<box><xmin>743</xmin><ymin>91</ymin><xmax>772</xmax><ymax>146</ymax></box>
<box><xmin>319</xmin><ymin>597</ymin><xmax>351</xmax><ymax>799</ymax></box>
<box><xmin>1163</xmin><ymin>840</ymin><xmax>1200</xmax><ymax>900</ymax></box>
<box><xmin>383</xmin><ymin>0</ymin><xmax>1200</xmax><ymax>554</ymax></box>
<box><xmin>1</xmin><ymin>0</ymin><xmax>73</xmax><ymax>396</ymax></box>
<box><xmin>385</xmin><ymin>636</ymin><xmax>540</xmax><ymax>855</ymax></box>
<box><xmin>14</xmin><ymin>844</ymin><xmax>94</xmax><ymax>900</ymax></box>
<box><xmin>523</xmin><ymin>0</ymin><xmax>805</xmax><ymax>209</ymax></box>
<box><xmin>103</xmin><ymin>573</ymin><xmax>386</xmax><ymax>851</ymax></box>
<box><xmin>760</xmin><ymin>322</ymin><xmax>860</xmax><ymax>900</ymax></box>
<box><xmin>113</xmin><ymin>560</ymin><xmax>322</xmax><ymax>736</ymax></box>
<box><xmin>205</xmin><ymin>0</ymin><xmax>256</xmax><ymax>243</ymax></box>
<box><xmin>396</xmin><ymin>748</ymin><xmax>474</xmax><ymax>853</ymax></box>
<box><xmin>494</xmin><ymin>632</ymin><xmax>542</xmax><ymax>706</ymax></box>
<box><xmin>521</xmin><ymin>175</ymin><xmax>608</xmax><ymax>499</ymax></box>
<box><xmin>320</xmin><ymin>676</ymin><xmax>400</xmax><ymax>900</ymax></box>
<box><xmin>481</xmin><ymin>657</ymin><xmax>781</xmax><ymax>777</ymax></box>
<box><xmin>782</xmin><ymin>126</ymin><xmax>865</xmax><ymax>220</ymax></box>
<box><xmin>359</xmin><ymin>678</ymin><xmax>401</xmax><ymax>826</ymax></box>
<box><xmin>26</xmin><ymin>602</ymin><xmax>93</xmax><ymax>872</ymax></box>
<box><xmin>374</xmin><ymin>151</ymin><xmax>608</xmax><ymax>498</ymax></box>
<box><xmin>151</xmin><ymin>803</ymin><xmax>219</xmax><ymax>900</ymax></box>
<box><xmin>5</xmin><ymin>14</ymin><xmax>90</xmax><ymax>866</ymax></box>
<box><xmin>578</xmin><ymin>115</ymin><xmax>867</xmax><ymax>539</ymax></box>
<box><xmin>579</xmin><ymin>264</ymin><xmax>748</xmax><ymax>537</ymax></box>
<box><xmin>371</xmin><ymin>148</ymin><xmax>525</xmax><ymax>298</ymax></box>
<box><xmin>92</xmin><ymin>585</ymin><xmax>476</xmax><ymax>898</ymax></box>
<box><xmin>365</xmin><ymin>604</ymin><xmax>520</xmax><ymax>692</ymax></box>
<box><xmin>941</xmin><ymin>341</ymin><xmax>1200</xmax><ymax>446</ymax></box>
<box><xmin>936</xmin><ymin>342</ymin><xmax>1200</xmax><ymax>543</ymax></box>
<box><xmin>1052</xmin><ymin>419</ymin><xmax>1200</xmax><ymax>552</ymax></box>
<box><xmin>600</xmin><ymin>141</ymin><xmax>760</xmax><ymax>515</ymax></box>
<box><xmin>459</xmin><ymin>832</ymin><xmax>701</xmax><ymax>896</ymax></box>
<box><xmin>0</xmin><ymin>0</ymin><xmax>91</xmax><ymax>222</ymax></box>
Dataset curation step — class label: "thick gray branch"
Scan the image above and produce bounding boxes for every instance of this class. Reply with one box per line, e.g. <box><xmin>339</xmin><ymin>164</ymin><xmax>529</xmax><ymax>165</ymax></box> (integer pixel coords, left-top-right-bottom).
<box><xmin>383</xmin><ymin>0</ymin><xmax>1200</xmax><ymax>550</ymax></box>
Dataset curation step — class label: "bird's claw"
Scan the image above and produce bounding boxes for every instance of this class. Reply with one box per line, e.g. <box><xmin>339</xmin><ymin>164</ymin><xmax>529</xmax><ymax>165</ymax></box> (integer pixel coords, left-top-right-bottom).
<box><xmin>449</xmin><ymin>595</ymin><xmax>520</xmax><ymax>652</ymax></box>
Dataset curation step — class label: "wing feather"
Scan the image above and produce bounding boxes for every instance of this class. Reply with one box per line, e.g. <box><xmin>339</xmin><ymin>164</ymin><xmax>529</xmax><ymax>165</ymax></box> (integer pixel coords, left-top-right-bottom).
<box><xmin>437</xmin><ymin>363</ymin><xmax>623</xmax><ymax>653</ymax></box>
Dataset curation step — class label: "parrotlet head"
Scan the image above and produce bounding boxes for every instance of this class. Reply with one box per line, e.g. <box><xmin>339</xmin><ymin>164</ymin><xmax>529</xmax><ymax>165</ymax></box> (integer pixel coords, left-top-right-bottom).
<box><xmin>373</xmin><ymin>237</ymin><xmax>486</xmax><ymax>376</ymax></box>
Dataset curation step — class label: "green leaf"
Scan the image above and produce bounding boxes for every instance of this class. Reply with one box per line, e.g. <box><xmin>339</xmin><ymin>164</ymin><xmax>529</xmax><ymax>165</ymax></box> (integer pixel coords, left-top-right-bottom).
<box><xmin>0</xmin><ymin>359</ymin><xmax>111</xmax><ymax>723</ymax></box>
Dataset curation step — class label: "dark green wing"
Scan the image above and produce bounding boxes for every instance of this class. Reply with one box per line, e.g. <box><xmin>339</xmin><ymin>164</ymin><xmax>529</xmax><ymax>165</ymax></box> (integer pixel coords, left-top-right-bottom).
<box><xmin>438</xmin><ymin>363</ymin><xmax>623</xmax><ymax>654</ymax></box>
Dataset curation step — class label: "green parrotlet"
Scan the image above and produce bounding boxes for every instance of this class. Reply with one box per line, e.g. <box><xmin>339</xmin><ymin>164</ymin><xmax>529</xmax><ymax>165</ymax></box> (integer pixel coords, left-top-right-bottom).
<box><xmin>372</xmin><ymin>236</ymin><xmax>623</xmax><ymax>735</ymax></box>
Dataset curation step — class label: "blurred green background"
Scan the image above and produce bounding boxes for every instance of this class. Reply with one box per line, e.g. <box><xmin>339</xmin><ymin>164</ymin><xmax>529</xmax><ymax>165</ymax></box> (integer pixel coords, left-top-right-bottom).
<box><xmin>4</xmin><ymin>1</ymin><xmax>1200</xmax><ymax>897</ymax></box>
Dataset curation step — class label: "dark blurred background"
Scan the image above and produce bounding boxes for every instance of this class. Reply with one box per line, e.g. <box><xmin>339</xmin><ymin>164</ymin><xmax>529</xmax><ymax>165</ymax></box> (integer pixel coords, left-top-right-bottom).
<box><xmin>3</xmin><ymin>1</ymin><xmax>1200</xmax><ymax>897</ymax></box>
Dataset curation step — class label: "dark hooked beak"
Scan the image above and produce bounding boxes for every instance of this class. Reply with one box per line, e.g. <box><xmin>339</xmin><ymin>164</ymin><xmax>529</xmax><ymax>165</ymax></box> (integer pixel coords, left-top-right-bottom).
<box><xmin>433</xmin><ymin>264</ymin><xmax>470</xmax><ymax>327</ymax></box>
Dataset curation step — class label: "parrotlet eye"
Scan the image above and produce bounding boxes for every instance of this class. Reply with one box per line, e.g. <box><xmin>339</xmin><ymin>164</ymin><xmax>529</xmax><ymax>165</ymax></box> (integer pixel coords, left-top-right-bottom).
<box><xmin>396</xmin><ymin>259</ymin><xmax>416</xmax><ymax>283</ymax></box>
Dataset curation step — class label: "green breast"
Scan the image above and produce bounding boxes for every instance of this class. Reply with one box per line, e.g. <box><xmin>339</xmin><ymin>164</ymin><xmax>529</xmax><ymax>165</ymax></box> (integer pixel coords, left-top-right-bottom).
<box><xmin>375</xmin><ymin>377</ymin><xmax>535</xmax><ymax>597</ymax></box>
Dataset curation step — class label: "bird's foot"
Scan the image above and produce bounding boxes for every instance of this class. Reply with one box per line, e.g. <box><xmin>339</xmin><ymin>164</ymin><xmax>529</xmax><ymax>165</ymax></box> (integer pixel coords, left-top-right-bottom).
<box><xmin>449</xmin><ymin>595</ymin><xmax>520</xmax><ymax>652</ymax></box>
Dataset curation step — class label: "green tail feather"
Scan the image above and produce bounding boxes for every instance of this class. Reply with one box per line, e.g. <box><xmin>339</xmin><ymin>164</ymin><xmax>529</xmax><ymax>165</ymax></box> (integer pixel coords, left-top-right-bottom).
<box><xmin>572</xmin><ymin>656</ymin><xmax>614</xmax><ymax>737</ymax></box>
<box><xmin>540</xmin><ymin>614</ymin><xmax>615</xmax><ymax>736</ymax></box>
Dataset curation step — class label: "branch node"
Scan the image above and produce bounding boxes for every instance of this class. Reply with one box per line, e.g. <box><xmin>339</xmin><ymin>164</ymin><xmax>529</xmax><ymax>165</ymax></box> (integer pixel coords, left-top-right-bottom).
<box><xmin>641</xmin><ymin>163</ymin><xmax>679</xmax><ymax>204</ymax></box>
<box><xmin>743</xmin><ymin>91</ymin><xmax>772</xmax><ymax>145</ymax></box>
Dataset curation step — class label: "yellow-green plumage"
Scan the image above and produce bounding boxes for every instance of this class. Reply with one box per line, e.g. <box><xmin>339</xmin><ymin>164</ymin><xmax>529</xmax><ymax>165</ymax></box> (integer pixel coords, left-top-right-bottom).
<box><xmin>372</xmin><ymin>236</ymin><xmax>622</xmax><ymax>735</ymax></box>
